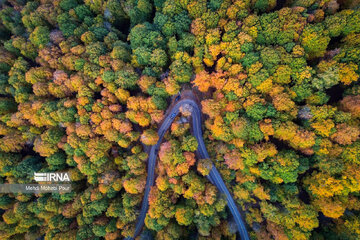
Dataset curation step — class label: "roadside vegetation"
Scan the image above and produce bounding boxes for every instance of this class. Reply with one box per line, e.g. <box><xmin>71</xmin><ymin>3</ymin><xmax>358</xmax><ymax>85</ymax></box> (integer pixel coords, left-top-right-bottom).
<box><xmin>0</xmin><ymin>0</ymin><xmax>359</xmax><ymax>239</ymax></box>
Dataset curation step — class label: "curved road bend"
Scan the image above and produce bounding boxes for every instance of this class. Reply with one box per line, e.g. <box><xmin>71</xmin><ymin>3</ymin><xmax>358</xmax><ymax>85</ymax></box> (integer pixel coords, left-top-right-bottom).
<box><xmin>126</xmin><ymin>99</ymin><xmax>250</xmax><ymax>240</ymax></box>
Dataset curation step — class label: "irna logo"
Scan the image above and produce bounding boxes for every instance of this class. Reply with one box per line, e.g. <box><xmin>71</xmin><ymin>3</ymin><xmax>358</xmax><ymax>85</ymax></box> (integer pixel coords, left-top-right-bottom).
<box><xmin>34</xmin><ymin>172</ymin><xmax>71</xmax><ymax>182</ymax></box>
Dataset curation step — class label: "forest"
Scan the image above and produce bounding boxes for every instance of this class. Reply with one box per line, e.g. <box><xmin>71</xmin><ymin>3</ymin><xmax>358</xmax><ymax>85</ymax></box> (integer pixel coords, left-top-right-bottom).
<box><xmin>0</xmin><ymin>0</ymin><xmax>360</xmax><ymax>239</ymax></box>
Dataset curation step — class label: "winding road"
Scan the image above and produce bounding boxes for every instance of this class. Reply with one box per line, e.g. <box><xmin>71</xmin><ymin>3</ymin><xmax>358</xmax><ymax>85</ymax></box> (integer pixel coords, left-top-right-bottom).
<box><xmin>126</xmin><ymin>99</ymin><xmax>250</xmax><ymax>240</ymax></box>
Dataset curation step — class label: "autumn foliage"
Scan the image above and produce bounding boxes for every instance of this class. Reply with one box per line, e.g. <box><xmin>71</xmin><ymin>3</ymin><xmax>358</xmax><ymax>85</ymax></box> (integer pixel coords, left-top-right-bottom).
<box><xmin>0</xmin><ymin>0</ymin><xmax>359</xmax><ymax>239</ymax></box>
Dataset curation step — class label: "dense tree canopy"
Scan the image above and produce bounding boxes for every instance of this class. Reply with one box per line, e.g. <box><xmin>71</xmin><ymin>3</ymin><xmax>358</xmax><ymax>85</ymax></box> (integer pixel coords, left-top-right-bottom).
<box><xmin>0</xmin><ymin>0</ymin><xmax>359</xmax><ymax>239</ymax></box>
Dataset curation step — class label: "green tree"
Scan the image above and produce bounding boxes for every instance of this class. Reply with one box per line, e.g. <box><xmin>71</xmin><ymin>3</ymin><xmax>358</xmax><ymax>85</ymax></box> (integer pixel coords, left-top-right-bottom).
<box><xmin>181</xmin><ymin>135</ymin><xmax>198</xmax><ymax>152</ymax></box>
<box><xmin>29</xmin><ymin>26</ymin><xmax>50</xmax><ymax>49</ymax></box>
<box><xmin>300</xmin><ymin>24</ymin><xmax>330</xmax><ymax>59</ymax></box>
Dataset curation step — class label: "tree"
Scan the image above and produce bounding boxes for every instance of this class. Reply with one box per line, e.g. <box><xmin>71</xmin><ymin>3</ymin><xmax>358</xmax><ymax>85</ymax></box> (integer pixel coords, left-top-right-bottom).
<box><xmin>197</xmin><ymin>158</ymin><xmax>212</xmax><ymax>176</ymax></box>
<box><xmin>141</xmin><ymin>129</ymin><xmax>159</xmax><ymax>145</ymax></box>
<box><xmin>341</xmin><ymin>95</ymin><xmax>360</xmax><ymax>118</ymax></box>
<box><xmin>0</xmin><ymin>98</ymin><xmax>17</xmax><ymax>114</ymax></box>
<box><xmin>246</xmin><ymin>103</ymin><xmax>274</xmax><ymax>121</ymax></box>
<box><xmin>169</xmin><ymin>58</ymin><xmax>192</xmax><ymax>83</ymax></box>
<box><xmin>11</xmin><ymin>156</ymin><xmax>42</xmax><ymax>180</ymax></box>
<box><xmin>0</xmin><ymin>7</ymin><xmax>25</xmax><ymax>35</ymax></box>
<box><xmin>0</xmin><ymin>1</ymin><xmax>360</xmax><ymax>239</ymax></box>
<box><xmin>124</xmin><ymin>0</ymin><xmax>153</xmax><ymax>26</ymax></box>
<box><xmin>129</xmin><ymin>22</ymin><xmax>166</xmax><ymax>50</ymax></box>
<box><xmin>224</xmin><ymin>149</ymin><xmax>244</xmax><ymax>170</ymax></box>
<box><xmin>300</xmin><ymin>24</ymin><xmax>330</xmax><ymax>59</ymax></box>
<box><xmin>46</xmin><ymin>151</ymin><xmax>67</xmax><ymax>166</ymax></box>
<box><xmin>259</xmin><ymin>150</ymin><xmax>309</xmax><ymax>184</ymax></box>
<box><xmin>29</xmin><ymin>26</ymin><xmax>50</xmax><ymax>49</ymax></box>
<box><xmin>175</xmin><ymin>205</ymin><xmax>194</xmax><ymax>226</ymax></box>
<box><xmin>254</xmin><ymin>0</ymin><xmax>276</xmax><ymax>13</ymax></box>
<box><xmin>181</xmin><ymin>135</ymin><xmax>198</xmax><ymax>152</ymax></box>
<box><xmin>330</xmin><ymin>123</ymin><xmax>359</xmax><ymax>145</ymax></box>
<box><xmin>115</xmin><ymin>69</ymin><xmax>139</xmax><ymax>90</ymax></box>
<box><xmin>111</xmin><ymin>41</ymin><xmax>131</xmax><ymax>62</ymax></box>
<box><xmin>57</xmin><ymin>13</ymin><xmax>77</xmax><ymax>38</ymax></box>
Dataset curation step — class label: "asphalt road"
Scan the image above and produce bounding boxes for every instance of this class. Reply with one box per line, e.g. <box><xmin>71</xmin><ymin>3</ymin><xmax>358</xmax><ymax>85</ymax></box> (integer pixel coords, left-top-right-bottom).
<box><xmin>126</xmin><ymin>99</ymin><xmax>250</xmax><ymax>240</ymax></box>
